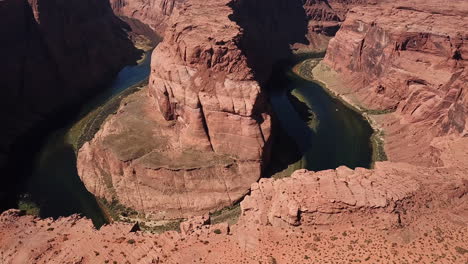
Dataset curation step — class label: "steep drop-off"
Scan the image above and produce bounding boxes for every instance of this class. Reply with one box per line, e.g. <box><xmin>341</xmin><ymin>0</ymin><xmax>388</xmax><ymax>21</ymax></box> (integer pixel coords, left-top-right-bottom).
<box><xmin>0</xmin><ymin>1</ymin><xmax>467</xmax><ymax>263</ymax></box>
<box><xmin>76</xmin><ymin>0</ymin><xmax>381</xmax><ymax>221</ymax></box>
<box><xmin>0</xmin><ymin>0</ymin><xmax>141</xmax><ymax>208</ymax></box>
<box><xmin>109</xmin><ymin>0</ymin><xmax>182</xmax><ymax>33</ymax></box>
<box><xmin>77</xmin><ymin>0</ymin><xmax>312</xmax><ymax>220</ymax></box>
<box><xmin>297</xmin><ymin>0</ymin><xmax>379</xmax><ymax>51</ymax></box>
<box><xmin>320</xmin><ymin>0</ymin><xmax>468</xmax><ymax>166</ymax></box>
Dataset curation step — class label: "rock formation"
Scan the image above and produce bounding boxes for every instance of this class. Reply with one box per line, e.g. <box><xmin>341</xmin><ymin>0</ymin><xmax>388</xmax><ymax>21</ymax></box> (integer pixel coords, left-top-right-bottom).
<box><xmin>297</xmin><ymin>0</ymin><xmax>379</xmax><ymax>51</ymax></box>
<box><xmin>320</xmin><ymin>0</ymin><xmax>468</xmax><ymax>166</ymax></box>
<box><xmin>78</xmin><ymin>0</ymin><xmax>468</xmax><ymax>222</ymax></box>
<box><xmin>77</xmin><ymin>0</ymin><xmax>380</xmax><ymax>222</ymax></box>
<box><xmin>0</xmin><ymin>0</ymin><xmax>140</xmax><ymax>208</ymax></box>
<box><xmin>109</xmin><ymin>0</ymin><xmax>182</xmax><ymax>33</ymax></box>
<box><xmin>1</xmin><ymin>0</ymin><xmax>467</xmax><ymax>263</ymax></box>
<box><xmin>77</xmin><ymin>0</ymin><xmax>307</xmax><ymax>220</ymax></box>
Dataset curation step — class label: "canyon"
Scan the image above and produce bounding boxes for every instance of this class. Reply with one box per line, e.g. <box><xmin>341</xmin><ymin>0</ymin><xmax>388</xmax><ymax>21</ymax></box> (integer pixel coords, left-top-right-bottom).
<box><xmin>76</xmin><ymin>0</ymin><xmax>382</xmax><ymax>221</ymax></box>
<box><xmin>1</xmin><ymin>0</ymin><xmax>467</xmax><ymax>263</ymax></box>
<box><xmin>0</xmin><ymin>0</ymin><xmax>142</xmax><ymax>209</ymax></box>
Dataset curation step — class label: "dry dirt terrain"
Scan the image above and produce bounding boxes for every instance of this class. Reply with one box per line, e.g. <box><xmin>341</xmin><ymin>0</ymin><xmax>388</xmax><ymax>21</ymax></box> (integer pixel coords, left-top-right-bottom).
<box><xmin>1</xmin><ymin>0</ymin><xmax>467</xmax><ymax>263</ymax></box>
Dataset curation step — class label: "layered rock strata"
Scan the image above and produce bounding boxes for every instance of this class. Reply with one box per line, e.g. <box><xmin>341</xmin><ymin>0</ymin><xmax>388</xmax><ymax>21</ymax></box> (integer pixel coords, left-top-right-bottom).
<box><xmin>319</xmin><ymin>0</ymin><xmax>468</xmax><ymax>166</ymax></box>
<box><xmin>78</xmin><ymin>0</ymin><xmax>374</xmax><ymax>220</ymax></box>
<box><xmin>297</xmin><ymin>0</ymin><xmax>379</xmax><ymax>52</ymax></box>
<box><xmin>79</xmin><ymin>0</ymin><xmax>368</xmax><ymax>220</ymax></box>
<box><xmin>78</xmin><ymin>0</ymin><xmax>278</xmax><ymax>220</ymax></box>
<box><xmin>109</xmin><ymin>0</ymin><xmax>182</xmax><ymax>33</ymax></box>
<box><xmin>0</xmin><ymin>0</ymin><xmax>140</xmax><ymax>205</ymax></box>
<box><xmin>1</xmin><ymin>0</ymin><xmax>468</xmax><ymax>263</ymax></box>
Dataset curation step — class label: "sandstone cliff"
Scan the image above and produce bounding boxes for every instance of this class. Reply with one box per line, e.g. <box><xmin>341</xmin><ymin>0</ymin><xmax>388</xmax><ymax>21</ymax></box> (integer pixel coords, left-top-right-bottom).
<box><xmin>110</xmin><ymin>0</ymin><xmax>182</xmax><ymax>33</ymax></box>
<box><xmin>77</xmin><ymin>0</ymin><xmax>373</xmax><ymax>220</ymax></box>
<box><xmin>298</xmin><ymin>0</ymin><xmax>379</xmax><ymax>51</ymax></box>
<box><xmin>0</xmin><ymin>0</ymin><xmax>140</xmax><ymax>207</ymax></box>
<box><xmin>1</xmin><ymin>1</ymin><xmax>468</xmax><ymax>263</ymax></box>
<box><xmin>78</xmin><ymin>0</ymin><xmax>310</xmax><ymax>220</ymax></box>
<box><xmin>320</xmin><ymin>0</ymin><xmax>468</xmax><ymax>166</ymax></box>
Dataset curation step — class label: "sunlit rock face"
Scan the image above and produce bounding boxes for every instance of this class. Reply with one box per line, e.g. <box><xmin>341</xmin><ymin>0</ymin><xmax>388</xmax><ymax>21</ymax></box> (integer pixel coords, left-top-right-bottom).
<box><xmin>78</xmin><ymin>0</ymin><xmax>313</xmax><ymax>219</ymax></box>
<box><xmin>1</xmin><ymin>1</ymin><xmax>468</xmax><ymax>264</ymax></box>
<box><xmin>109</xmin><ymin>0</ymin><xmax>183</xmax><ymax>33</ymax></box>
<box><xmin>323</xmin><ymin>0</ymin><xmax>467</xmax><ymax>166</ymax></box>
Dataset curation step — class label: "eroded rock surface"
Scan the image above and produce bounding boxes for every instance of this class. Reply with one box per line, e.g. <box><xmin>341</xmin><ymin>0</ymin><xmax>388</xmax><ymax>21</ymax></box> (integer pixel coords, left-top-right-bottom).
<box><xmin>2</xmin><ymin>0</ymin><xmax>468</xmax><ymax>263</ymax></box>
<box><xmin>298</xmin><ymin>0</ymin><xmax>380</xmax><ymax>51</ymax></box>
<box><xmin>78</xmin><ymin>89</ymin><xmax>262</xmax><ymax>219</ymax></box>
<box><xmin>110</xmin><ymin>0</ymin><xmax>182</xmax><ymax>33</ymax></box>
<box><xmin>321</xmin><ymin>0</ymin><xmax>468</xmax><ymax>166</ymax></box>
<box><xmin>78</xmin><ymin>0</ymin><xmax>277</xmax><ymax>220</ymax></box>
<box><xmin>77</xmin><ymin>0</ymin><xmax>380</xmax><ymax>222</ymax></box>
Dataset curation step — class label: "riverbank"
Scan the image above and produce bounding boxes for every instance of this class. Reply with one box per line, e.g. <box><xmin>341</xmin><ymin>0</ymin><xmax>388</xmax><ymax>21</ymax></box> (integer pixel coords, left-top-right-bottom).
<box><xmin>268</xmin><ymin>55</ymin><xmax>375</xmax><ymax>179</ymax></box>
<box><xmin>295</xmin><ymin>60</ymin><xmax>389</xmax><ymax>164</ymax></box>
<box><xmin>68</xmin><ymin>78</ymin><xmax>149</xmax><ymax>152</ymax></box>
<box><xmin>6</xmin><ymin>47</ymin><xmax>157</xmax><ymax>228</ymax></box>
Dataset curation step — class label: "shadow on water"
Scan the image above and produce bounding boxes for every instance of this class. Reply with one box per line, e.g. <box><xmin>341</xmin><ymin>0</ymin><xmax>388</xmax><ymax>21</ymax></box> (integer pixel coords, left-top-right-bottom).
<box><xmin>27</xmin><ymin>131</ymin><xmax>107</xmax><ymax>226</ymax></box>
<box><xmin>17</xmin><ymin>50</ymin><xmax>154</xmax><ymax>227</ymax></box>
<box><xmin>267</xmin><ymin>55</ymin><xmax>373</xmax><ymax>177</ymax></box>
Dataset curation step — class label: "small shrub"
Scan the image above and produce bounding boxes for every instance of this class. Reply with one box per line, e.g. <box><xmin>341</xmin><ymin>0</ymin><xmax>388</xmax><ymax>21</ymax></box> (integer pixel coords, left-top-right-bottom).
<box><xmin>455</xmin><ymin>246</ymin><xmax>468</xmax><ymax>255</ymax></box>
<box><xmin>213</xmin><ymin>229</ymin><xmax>222</xmax><ymax>234</ymax></box>
<box><xmin>18</xmin><ymin>199</ymin><xmax>40</xmax><ymax>216</ymax></box>
<box><xmin>127</xmin><ymin>239</ymin><xmax>136</xmax><ymax>244</ymax></box>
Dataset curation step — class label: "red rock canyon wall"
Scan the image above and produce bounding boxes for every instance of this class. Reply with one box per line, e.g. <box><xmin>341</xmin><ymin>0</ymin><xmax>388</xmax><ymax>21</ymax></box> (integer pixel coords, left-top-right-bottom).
<box><xmin>109</xmin><ymin>0</ymin><xmax>182</xmax><ymax>33</ymax></box>
<box><xmin>322</xmin><ymin>0</ymin><xmax>468</xmax><ymax>166</ymax></box>
<box><xmin>77</xmin><ymin>0</ymin><xmax>313</xmax><ymax>220</ymax></box>
<box><xmin>1</xmin><ymin>1</ymin><xmax>468</xmax><ymax>263</ymax></box>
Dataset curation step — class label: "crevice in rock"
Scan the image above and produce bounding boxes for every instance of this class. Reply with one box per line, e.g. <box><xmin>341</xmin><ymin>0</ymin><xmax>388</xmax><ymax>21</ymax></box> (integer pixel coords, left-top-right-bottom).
<box><xmin>197</xmin><ymin>97</ymin><xmax>215</xmax><ymax>152</ymax></box>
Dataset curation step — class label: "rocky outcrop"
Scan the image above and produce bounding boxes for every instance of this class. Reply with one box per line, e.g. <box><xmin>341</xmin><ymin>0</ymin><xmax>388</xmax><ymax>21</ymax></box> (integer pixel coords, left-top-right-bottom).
<box><xmin>110</xmin><ymin>0</ymin><xmax>375</xmax><ymax>52</ymax></box>
<box><xmin>79</xmin><ymin>0</ymin><xmax>375</xmax><ymax>220</ymax></box>
<box><xmin>241</xmin><ymin>163</ymin><xmax>468</xmax><ymax>228</ymax></box>
<box><xmin>320</xmin><ymin>0</ymin><xmax>468</xmax><ymax>166</ymax></box>
<box><xmin>1</xmin><ymin>160</ymin><xmax>467</xmax><ymax>263</ymax></box>
<box><xmin>2</xmin><ymin>1</ymin><xmax>468</xmax><ymax>263</ymax></box>
<box><xmin>297</xmin><ymin>0</ymin><xmax>379</xmax><ymax>51</ymax></box>
<box><xmin>109</xmin><ymin>0</ymin><xmax>182</xmax><ymax>33</ymax></box>
<box><xmin>0</xmin><ymin>0</ymin><xmax>140</xmax><ymax>206</ymax></box>
<box><xmin>78</xmin><ymin>0</ymin><xmax>268</xmax><ymax>220</ymax></box>
<box><xmin>78</xmin><ymin>89</ymin><xmax>264</xmax><ymax>219</ymax></box>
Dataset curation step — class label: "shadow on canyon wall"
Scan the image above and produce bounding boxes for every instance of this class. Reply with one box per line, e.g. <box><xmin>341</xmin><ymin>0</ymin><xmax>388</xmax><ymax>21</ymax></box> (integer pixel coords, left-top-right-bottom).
<box><xmin>0</xmin><ymin>0</ymin><xmax>141</xmax><ymax>211</ymax></box>
<box><xmin>228</xmin><ymin>0</ymin><xmax>310</xmax><ymax>176</ymax></box>
<box><xmin>228</xmin><ymin>0</ymin><xmax>309</xmax><ymax>84</ymax></box>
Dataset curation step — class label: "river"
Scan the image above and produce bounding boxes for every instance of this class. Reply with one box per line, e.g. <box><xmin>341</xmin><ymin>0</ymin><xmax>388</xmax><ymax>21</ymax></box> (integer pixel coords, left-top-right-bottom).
<box><xmin>14</xmin><ymin>52</ymin><xmax>372</xmax><ymax>227</ymax></box>
<box><xmin>268</xmin><ymin>56</ymin><xmax>373</xmax><ymax>176</ymax></box>
<box><xmin>19</xmin><ymin>51</ymin><xmax>153</xmax><ymax>227</ymax></box>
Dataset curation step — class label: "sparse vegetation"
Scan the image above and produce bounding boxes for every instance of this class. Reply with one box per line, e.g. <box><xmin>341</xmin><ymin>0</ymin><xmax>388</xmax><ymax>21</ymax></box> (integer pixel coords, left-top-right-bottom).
<box><xmin>371</xmin><ymin>129</ymin><xmax>388</xmax><ymax>163</ymax></box>
<box><xmin>18</xmin><ymin>197</ymin><xmax>40</xmax><ymax>216</ymax></box>
<box><xmin>97</xmin><ymin>198</ymin><xmax>138</xmax><ymax>221</ymax></box>
<box><xmin>455</xmin><ymin>246</ymin><xmax>468</xmax><ymax>255</ymax></box>
<box><xmin>210</xmin><ymin>204</ymin><xmax>241</xmax><ymax>225</ymax></box>
<box><xmin>144</xmin><ymin>220</ymin><xmax>183</xmax><ymax>234</ymax></box>
<box><xmin>68</xmin><ymin>79</ymin><xmax>149</xmax><ymax>152</ymax></box>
